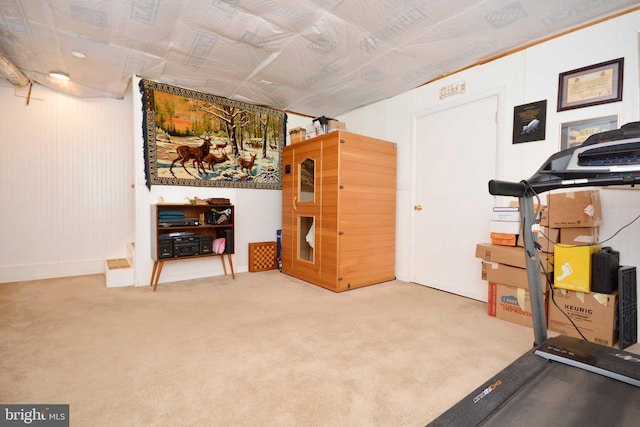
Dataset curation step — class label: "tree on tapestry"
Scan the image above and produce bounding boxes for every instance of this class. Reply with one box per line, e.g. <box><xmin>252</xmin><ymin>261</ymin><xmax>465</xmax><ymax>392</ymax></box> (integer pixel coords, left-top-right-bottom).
<box><xmin>141</xmin><ymin>79</ymin><xmax>286</xmax><ymax>189</ymax></box>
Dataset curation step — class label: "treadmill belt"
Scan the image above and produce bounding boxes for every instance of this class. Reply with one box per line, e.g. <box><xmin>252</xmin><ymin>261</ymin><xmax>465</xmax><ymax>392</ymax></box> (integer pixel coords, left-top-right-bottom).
<box><xmin>480</xmin><ymin>361</ymin><xmax>640</xmax><ymax>426</ymax></box>
<box><xmin>428</xmin><ymin>336</ymin><xmax>640</xmax><ymax>426</ymax></box>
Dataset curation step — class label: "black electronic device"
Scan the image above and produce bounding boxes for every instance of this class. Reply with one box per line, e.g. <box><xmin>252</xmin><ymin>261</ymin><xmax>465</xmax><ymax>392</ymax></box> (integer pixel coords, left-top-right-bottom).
<box><xmin>158</xmin><ymin>218</ymin><xmax>200</xmax><ymax>227</ymax></box>
<box><xmin>158</xmin><ymin>241</ymin><xmax>173</xmax><ymax>259</ymax></box>
<box><xmin>591</xmin><ymin>246</ymin><xmax>620</xmax><ymax>293</ymax></box>
<box><xmin>172</xmin><ymin>236</ymin><xmax>199</xmax><ymax>257</ymax></box>
<box><xmin>222</xmin><ymin>228</ymin><xmax>234</xmax><ymax>254</ymax></box>
<box><xmin>199</xmin><ymin>235</ymin><xmax>212</xmax><ymax>255</ymax></box>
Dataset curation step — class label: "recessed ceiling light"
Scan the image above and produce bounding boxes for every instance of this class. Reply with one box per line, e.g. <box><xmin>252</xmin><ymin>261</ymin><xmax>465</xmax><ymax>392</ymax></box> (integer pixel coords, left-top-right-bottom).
<box><xmin>71</xmin><ymin>50</ymin><xmax>87</xmax><ymax>59</ymax></box>
<box><xmin>49</xmin><ymin>71</ymin><xmax>70</xmax><ymax>81</ymax></box>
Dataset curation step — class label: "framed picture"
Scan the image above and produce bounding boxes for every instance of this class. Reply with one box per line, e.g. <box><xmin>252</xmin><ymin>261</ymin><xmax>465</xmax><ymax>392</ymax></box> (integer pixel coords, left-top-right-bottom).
<box><xmin>140</xmin><ymin>79</ymin><xmax>286</xmax><ymax>189</ymax></box>
<box><xmin>559</xmin><ymin>115</ymin><xmax>618</xmax><ymax>150</ymax></box>
<box><xmin>513</xmin><ymin>100</ymin><xmax>547</xmax><ymax>144</ymax></box>
<box><xmin>557</xmin><ymin>58</ymin><xmax>624</xmax><ymax>111</ymax></box>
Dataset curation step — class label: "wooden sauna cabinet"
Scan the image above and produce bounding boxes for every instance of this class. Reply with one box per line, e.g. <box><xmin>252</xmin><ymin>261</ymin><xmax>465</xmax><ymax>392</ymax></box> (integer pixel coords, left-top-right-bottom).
<box><xmin>281</xmin><ymin>131</ymin><xmax>397</xmax><ymax>292</ymax></box>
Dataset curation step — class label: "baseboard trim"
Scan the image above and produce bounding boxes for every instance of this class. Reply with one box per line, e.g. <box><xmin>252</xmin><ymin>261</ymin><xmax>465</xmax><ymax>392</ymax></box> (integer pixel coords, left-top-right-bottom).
<box><xmin>0</xmin><ymin>260</ymin><xmax>104</xmax><ymax>283</ymax></box>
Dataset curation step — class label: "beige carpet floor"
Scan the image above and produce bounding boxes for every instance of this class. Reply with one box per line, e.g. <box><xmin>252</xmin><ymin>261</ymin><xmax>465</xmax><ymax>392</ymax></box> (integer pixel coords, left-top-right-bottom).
<box><xmin>0</xmin><ymin>271</ymin><xmax>614</xmax><ymax>426</ymax></box>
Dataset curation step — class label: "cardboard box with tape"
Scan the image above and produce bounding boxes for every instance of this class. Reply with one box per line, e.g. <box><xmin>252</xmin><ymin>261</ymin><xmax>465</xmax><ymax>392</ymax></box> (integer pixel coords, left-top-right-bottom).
<box><xmin>488</xmin><ymin>282</ymin><xmax>548</xmax><ymax>328</ymax></box>
<box><xmin>541</xmin><ymin>190</ymin><xmax>602</xmax><ymax>228</ymax></box>
<box><xmin>548</xmin><ymin>289</ymin><xmax>618</xmax><ymax>347</ymax></box>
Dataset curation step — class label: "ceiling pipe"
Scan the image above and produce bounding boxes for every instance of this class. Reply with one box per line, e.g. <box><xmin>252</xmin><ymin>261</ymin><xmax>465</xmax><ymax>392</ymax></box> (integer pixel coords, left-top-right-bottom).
<box><xmin>0</xmin><ymin>50</ymin><xmax>29</xmax><ymax>86</ymax></box>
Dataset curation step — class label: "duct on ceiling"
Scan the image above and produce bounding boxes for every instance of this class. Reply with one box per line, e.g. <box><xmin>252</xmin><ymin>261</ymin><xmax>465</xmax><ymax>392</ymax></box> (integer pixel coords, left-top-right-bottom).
<box><xmin>0</xmin><ymin>50</ymin><xmax>29</xmax><ymax>87</ymax></box>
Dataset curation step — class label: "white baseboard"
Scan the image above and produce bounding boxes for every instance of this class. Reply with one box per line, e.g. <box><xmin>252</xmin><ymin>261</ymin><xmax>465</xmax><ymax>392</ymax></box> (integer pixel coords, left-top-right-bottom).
<box><xmin>0</xmin><ymin>260</ymin><xmax>104</xmax><ymax>283</ymax></box>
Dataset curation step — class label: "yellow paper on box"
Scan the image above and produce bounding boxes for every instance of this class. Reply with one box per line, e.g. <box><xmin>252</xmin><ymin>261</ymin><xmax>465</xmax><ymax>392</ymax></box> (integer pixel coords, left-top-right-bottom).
<box><xmin>516</xmin><ymin>288</ymin><xmax>526</xmax><ymax>308</ymax></box>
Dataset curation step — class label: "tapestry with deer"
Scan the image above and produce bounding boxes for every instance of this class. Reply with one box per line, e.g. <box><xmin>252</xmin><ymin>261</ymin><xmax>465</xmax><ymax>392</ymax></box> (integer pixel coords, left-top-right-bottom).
<box><xmin>140</xmin><ymin>79</ymin><xmax>286</xmax><ymax>189</ymax></box>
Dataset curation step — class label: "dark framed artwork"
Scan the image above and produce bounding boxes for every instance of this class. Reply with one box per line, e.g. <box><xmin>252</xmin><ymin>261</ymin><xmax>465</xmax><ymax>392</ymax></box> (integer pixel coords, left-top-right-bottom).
<box><xmin>557</xmin><ymin>58</ymin><xmax>624</xmax><ymax>111</ymax></box>
<box><xmin>140</xmin><ymin>79</ymin><xmax>286</xmax><ymax>189</ymax></box>
<box><xmin>559</xmin><ymin>115</ymin><xmax>618</xmax><ymax>150</ymax></box>
<box><xmin>513</xmin><ymin>100</ymin><xmax>547</xmax><ymax>144</ymax></box>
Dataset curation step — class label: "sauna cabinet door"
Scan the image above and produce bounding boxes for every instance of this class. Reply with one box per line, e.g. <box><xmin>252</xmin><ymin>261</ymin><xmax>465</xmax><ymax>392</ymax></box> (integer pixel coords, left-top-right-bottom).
<box><xmin>282</xmin><ymin>142</ymin><xmax>323</xmax><ymax>281</ymax></box>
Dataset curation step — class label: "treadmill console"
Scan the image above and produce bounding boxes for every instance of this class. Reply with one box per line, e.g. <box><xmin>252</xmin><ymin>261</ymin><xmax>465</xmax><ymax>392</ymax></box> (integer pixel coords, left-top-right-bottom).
<box><xmin>534</xmin><ymin>335</ymin><xmax>640</xmax><ymax>387</ymax></box>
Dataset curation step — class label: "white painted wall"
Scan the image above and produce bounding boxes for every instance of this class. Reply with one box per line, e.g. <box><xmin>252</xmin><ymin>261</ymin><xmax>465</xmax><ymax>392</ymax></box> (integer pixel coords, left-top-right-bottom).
<box><xmin>340</xmin><ymin>11</ymin><xmax>640</xmax><ymax>340</ymax></box>
<box><xmin>0</xmin><ymin>81</ymin><xmax>135</xmax><ymax>282</ymax></box>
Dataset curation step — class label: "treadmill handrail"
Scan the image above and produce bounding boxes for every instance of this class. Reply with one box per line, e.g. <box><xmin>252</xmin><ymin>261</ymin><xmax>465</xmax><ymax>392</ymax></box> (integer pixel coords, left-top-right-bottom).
<box><xmin>488</xmin><ymin>179</ymin><xmax>527</xmax><ymax>197</ymax></box>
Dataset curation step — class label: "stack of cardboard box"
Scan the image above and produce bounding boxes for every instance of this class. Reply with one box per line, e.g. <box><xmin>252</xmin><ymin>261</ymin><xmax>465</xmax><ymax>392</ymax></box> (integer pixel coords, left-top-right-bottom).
<box><xmin>540</xmin><ymin>190</ymin><xmax>618</xmax><ymax>346</ymax></box>
<box><xmin>476</xmin><ymin>242</ymin><xmax>553</xmax><ymax>328</ymax></box>
<box><xmin>478</xmin><ymin>198</ymin><xmax>552</xmax><ymax>328</ymax></box>
<box><xmin>479</xmin><ymin>189</ymin><xmax>619</xmax><ymax>346</ymax></box>
<box><xmin>489</xmin><ymin>206</ymin><xmax>520</xmax><ymax>246</ymax></box>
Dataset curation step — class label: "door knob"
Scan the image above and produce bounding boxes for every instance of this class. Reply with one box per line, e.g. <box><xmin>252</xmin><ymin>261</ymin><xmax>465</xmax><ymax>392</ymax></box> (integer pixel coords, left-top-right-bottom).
<box><xmin>414</xmin><ymin>205</ymin><xmax>423</xmax><ymax>211</ymax></box>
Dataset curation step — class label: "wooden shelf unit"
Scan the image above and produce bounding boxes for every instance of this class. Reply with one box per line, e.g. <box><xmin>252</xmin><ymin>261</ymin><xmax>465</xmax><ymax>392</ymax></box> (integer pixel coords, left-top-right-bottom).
<box><xmin>150</xmin><ymin>203</ymin><xmax>235</xmax><ymax>291</ymax></box>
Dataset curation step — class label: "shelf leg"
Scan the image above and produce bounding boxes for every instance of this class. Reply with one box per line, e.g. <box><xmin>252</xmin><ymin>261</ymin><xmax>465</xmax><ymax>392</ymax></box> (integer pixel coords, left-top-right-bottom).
<box><xmin>219</xmin><ymin>255</ymin><xmax>228</xmax><ymax>275</ymax></box>
<box><xmin>152</xmin><ymin>261</ymin><xmax>164</xmax><ymax>292</ymax></box>
<box><xmin>227</xmin><ymin>254</ymin><xmax>235</xmax><ymax>279</ymax></box>
<box><xmin>149</xmin><ymin>261</ymin><xmax>158</xmax><ymax>287</ymax></box>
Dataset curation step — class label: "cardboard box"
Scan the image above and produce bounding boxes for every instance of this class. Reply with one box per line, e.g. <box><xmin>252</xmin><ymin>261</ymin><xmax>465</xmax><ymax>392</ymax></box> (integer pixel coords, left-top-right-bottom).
<box><xmin>559</xmin><ymin>227</ymin><xmax>599</xmax><ymax>245</ymax></box>
<box><xmin>489</xmin><ymin>220</ymin><xmax>520</xmax><ymax>234</ymax></box>
<box><xmin>491</xmin><ymin>209</ymin><xmax>520</xmax><ymax>222</ymax></box>
<box><xmin>518</xmin><ymin>226</ymin><xmax>559</xmax><ymax>253</ymax></box>
<box><xmin>481</xmin><ymin>262</ymin><xmax>550</xmax><ymax>290</ymax></box>
<box><xmin>554</xmin><ymin>244</ymin><xmax>601</xmax><ymax>293</ymax></box>
<box><xmin>543</xmin><ymin>190</ymin><xmax>602</xmax><ymax>228</ymax></box>
<box><xmin>476</xmin><ymin>243</ymin><xmax>553</xmax><ymax>271</ymax></box>
<box><xmin>548</xmin><ymin>289</ymin><xmax>618</xmax><ymax>346</ymax></box>
<box><xmin>488</xmin><ymin>282</ymin><xmax>548</xmax><ymax>328</ymax></box>
<box><xmin>490</xmin><ymin>232</ymin><xmax>516</xmax><ymax>246</ymax></box>
<box><xmin>289</xmin><ymin>126</ymin><xmax>306</xmax><ymax>143</ymax></box>
<box><xmin>327</xmin><ymin>119</ymin><xmax>346</xmax><ymax>130</ymax></box>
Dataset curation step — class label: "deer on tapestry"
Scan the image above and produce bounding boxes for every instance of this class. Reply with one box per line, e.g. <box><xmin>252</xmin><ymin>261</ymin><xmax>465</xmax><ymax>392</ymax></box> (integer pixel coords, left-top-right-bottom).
<box><xmin>202</xmin><ymin>151</ymin><xmax>230</xmax><ymax>172</ymax></box>
<box><xmin>169</xmin><ymin>136</ymin><xmax>212</xmax><ymax>177</ymax></box>
<box><xmin>235</xmin><ymin>152</ymin><xmax>257</xmax><ymax>176</ymax></box>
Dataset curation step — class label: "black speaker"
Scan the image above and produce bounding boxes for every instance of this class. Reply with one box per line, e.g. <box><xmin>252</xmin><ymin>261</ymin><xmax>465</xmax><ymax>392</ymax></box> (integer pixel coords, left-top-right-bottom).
<box><xmin>591</xmin><ymin>247</ymin><xmax>620</xmax><ymax>293</ymax></box>
<box><xmin>199</xmin><ymin>235</ymin><xmax>212</xmax><ymax>254</ymax></box>
<box><xmin>158</xmin><ymin>240</ymin><xmax>173</xmax><ymax>259</ymax></box>
<box><xmin>222</xmin><ymin>228</ymin><xmax>234</xmax><ymax>254</ymax></box>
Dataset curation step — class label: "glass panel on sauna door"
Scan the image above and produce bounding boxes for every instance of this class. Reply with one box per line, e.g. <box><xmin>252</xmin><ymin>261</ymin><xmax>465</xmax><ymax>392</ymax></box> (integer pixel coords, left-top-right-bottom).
<box><xmin>299</xmin><ymin>158</ymin><xmax>315</xmax><ymax>202</ymax></box>
<box><xmin>298</xmin><ymin>216</ymin><xmax>314</xmax><ymax>262</ymax></box>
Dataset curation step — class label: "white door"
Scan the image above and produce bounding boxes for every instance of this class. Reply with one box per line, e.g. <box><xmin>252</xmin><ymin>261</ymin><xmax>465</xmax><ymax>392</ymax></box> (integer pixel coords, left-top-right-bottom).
<box><xmin>412</xmin><ymin>95</ymin><xmax>498</xmax><ymax>301</ymax></box>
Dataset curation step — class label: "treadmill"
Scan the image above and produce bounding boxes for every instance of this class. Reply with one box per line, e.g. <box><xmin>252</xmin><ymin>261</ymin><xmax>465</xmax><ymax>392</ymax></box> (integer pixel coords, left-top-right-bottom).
<box><xmin>428</xmin><ymin>122</ymin><xmax>640</xmax><ymax>426</ymax></box>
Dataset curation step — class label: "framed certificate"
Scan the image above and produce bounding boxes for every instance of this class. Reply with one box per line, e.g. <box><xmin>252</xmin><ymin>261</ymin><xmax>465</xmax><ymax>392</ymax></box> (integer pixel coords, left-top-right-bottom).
<box><xmin>557</xmin><ymin>58</ymin><xmax>623</xmax><ymax>111</ymax></box>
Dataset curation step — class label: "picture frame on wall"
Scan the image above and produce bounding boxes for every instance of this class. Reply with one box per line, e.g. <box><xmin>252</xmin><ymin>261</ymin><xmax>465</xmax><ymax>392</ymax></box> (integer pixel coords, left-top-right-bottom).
<box><xmin>557</xmin><ymin>58</ymin><xmax>624</xmax><ymax>111</ymax></box>
<box><xmin>559</xmin><ymin>115</ymin><xmax>619</xmax><ymax>150</ymax></box>
<box><xmin>512</xmin><ymin>100</ymin><xmax>547</xmax><ymax>144</ymax></box>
